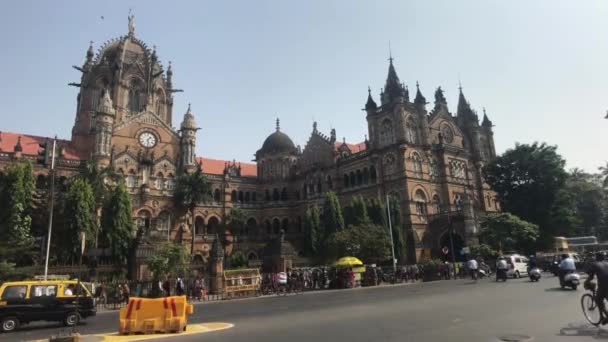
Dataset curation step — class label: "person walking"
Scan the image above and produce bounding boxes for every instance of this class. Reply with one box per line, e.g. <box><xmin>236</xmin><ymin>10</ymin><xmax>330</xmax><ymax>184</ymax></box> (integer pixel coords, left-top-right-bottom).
<box><xmin>162</xmin><ymin>277</ymin><xmax>171</xmax><ymax>297</ymax></box>
<box><xmin>194</xmin><ymin>276</ymin><xmax>202</xmax><ymax>301</ymax></box>
<box><xmin>176</xmin><ymin>276</ymin><xmax>185</xmax><ymax>296</ymax></box>
<box><xmin>122</xmin><ymin>282</ymin><xmax>130</xmax><ymax>304</ymax></box>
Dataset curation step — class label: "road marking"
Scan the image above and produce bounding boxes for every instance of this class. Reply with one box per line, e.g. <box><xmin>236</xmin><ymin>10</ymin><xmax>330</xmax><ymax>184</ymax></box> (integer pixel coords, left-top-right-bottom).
<box><xmin>95</xmin><ymin>322</ymin><xmax>234</xmax><ymax>341</ymax></box>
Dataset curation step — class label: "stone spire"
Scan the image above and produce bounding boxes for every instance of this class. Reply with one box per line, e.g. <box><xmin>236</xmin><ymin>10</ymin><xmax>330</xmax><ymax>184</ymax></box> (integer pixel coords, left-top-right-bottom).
<box><xmin>166</xmin><ymin>61</ymin><xmax>173</xmax><ymax>89</ymax></box>
<box><xmin>180</xmin><ymin>103</ymin><xmax>197</xmax><ymax>130</ymax></box>
<box><xmin>276</xmin><ymin>117</ymin><xmax>280</xmax><ymax>132</ymax></box>
<box><xmin>433</xmin><ymin>86</ymin><xmax>449</xmax><ymax>113</ymax></box>
<box><xmin>14</xmin><ymin>136</ymin><xmax>22</xmax><ymax>152</ymax></box>
<box><xmin>414</xmin><ymin>81</ymin><xmax>427</xmax><ymax>110</ymax></box>
<box><xmin>456</xmin><ymin>86</ymin><xmax>479</xmax><ymax>125</ymax></box>
<box><xmin>365</xmin><ymin>86</ymin><xmax>377</xmax><ymax>112</ymax></box>
<box><xmin>382</xmin><ymin>56</ymin><xmax>406</xmax><ymax>104</ymax></box>
<box><xmin>404</xmin><ymin>84</ymin><xmax>409</xmax><ymax>102</ymax></box>
<box><xmin>482</xmin><ymin>108</ymin><xmax>493</xmax><ymax>129</ymax></box>
<box><xmin>86</xmin><ymin>41</ymin><xmax>94</xmax><ymax>65</ymax></box>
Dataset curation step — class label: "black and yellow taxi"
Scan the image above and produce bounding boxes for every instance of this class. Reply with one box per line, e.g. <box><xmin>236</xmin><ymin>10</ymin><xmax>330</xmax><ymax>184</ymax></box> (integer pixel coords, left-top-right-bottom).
<box><xmin>0</xmin><ymin>279</ymin><xmax>96</xmax><ymax>332</ymax></box>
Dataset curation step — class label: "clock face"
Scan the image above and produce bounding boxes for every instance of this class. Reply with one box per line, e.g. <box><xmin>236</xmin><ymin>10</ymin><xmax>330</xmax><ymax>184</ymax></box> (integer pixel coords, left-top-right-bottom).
<box><xmin>139</xmin><ymin>132</ymin><xmax>157</xmax><ymax>148</ymax></box>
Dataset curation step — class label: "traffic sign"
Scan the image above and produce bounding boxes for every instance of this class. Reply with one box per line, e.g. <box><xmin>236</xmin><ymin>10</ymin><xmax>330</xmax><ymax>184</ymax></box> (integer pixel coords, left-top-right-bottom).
<box><xmin>442</xmin><ymin>246</ymin><xmax>449</xmax><ymax>255</ymax></box>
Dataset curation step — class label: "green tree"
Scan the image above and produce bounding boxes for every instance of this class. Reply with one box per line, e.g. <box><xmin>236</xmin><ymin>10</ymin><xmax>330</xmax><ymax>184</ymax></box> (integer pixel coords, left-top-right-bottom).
<box><xmin>77</xmin><ymin>161</ymin><xmax>118</xmax><ymax>247</ymax></box>
<box><xmin>349</xmin><ymin>195</ymin><xmax>370</xmax><ymax>226</ymax></box>
<box><xmin>599</xmin><ymin>161</ymin><xmax>608</xmax><ymax>188</ymax></box>
<box><xmin>174</xmin><ymin>166</ymin><xmax>211</xmax><ymax>255</ymax></box>
<box><xmin>321</xmin><ymin>192</ymin><xmax>344</xmax><ymax>237</ymax></box>
<box><xmin>367</xmin><ymin>198</ymin><xmax>387</xmax><ymax>227</ymax></box>
<box><xmin>478</xmin><ymin>213</ymin><xmax>540</xmax><ymax>254</ymax></box>
<box><xmin>228</xmin><ymin>251</ymin><xmax>248</xmax><ymax>269</ymax></box>
<box><xmin>0</xmin><ymin>163</ymin><xmax>35</xmax><ymax>266</ymax></box>
<box><xmin>227</xmin><ymin>208</ymin><xmax>247</xmax><ymax>235</ymax></box>
<box><xmin>303</xmin><ymin>206</ymin><xmax>321</xmax><ymax>255</ymax></box>
<box><xmin>146</xmin><ymin>242</ymin><xmax>191</xmax><ymax>281</ymax></box>
<box><xmin>101</xmin><ymin>182</ymin><xmax>134</xmax><ymax>272</ymax></box>
<box><xmin>469</xmin><ymin>244</ymin><xmax>499</xmax><ymax>261</ymax></box>
<box><xmin>61</xmin><ymin>178</ymin><xmax>96</xmax><ymax>262</ymax></box>
<box><xmin>332</xmin><ymin>223</ymin><xmax>391</xmax><ymax>264</ymax></box>
<box><xmin>484</xmin><ymin>142</ymin><xmax>567</xmax><ymax>248</ymax></box>
<box><xmin>386</xmin><ymin>195</ymin><xmax>405</xmax><ymax>262</ymax></box>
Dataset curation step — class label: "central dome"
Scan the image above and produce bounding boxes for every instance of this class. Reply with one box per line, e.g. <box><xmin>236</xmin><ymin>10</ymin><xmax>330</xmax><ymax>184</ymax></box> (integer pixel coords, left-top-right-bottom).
<box><xmin>257</xmin><ymin>118</ymin><xmax>297</xmax><ymax>156</ymax></box>
<box><xmin>260</xmin><ymin>131</ymin><xmax>296</xmax><ymax>154</ymax></box>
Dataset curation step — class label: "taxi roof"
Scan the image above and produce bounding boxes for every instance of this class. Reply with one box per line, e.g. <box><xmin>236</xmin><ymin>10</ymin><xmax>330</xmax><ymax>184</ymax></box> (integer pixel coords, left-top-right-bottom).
<box><xmin>1</xmin><ymin>280</ymin><xmax>84</xmax><ymax>286</ymax></box>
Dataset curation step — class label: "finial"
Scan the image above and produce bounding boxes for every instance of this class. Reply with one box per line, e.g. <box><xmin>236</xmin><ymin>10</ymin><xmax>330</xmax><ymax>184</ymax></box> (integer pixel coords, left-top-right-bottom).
<box><xmin>187</xmin><ymin>103</ymin><xmax>191</xmax><ymax>113</ymax></box>
<box><xmin>14</xmin><ymin>136</ymin><xmax>22</xmax><ymax>152</ymax></box>
<box><xmin>86</xmin><ymin>40</ymin><xmax>94</xmax><ymax>61</ymax></box>
<box><xmin>276</xmin><ymin>118</ymin><xmax>280</xmax><ymax>131</ymax></box>
<box><xmin>388</xmin><ymin>41</ymin><xmax>393</xmax><ymax>63</ymax></box>
<box><xmin>343</xmin><ymin>137</ymin><xmax>346</xmax><ymax>143</ymax></box>
<box><xmin>313</xmin><ymin>121</ymin><xmax>318</xmax><ymax>132</ymax></box>
<box><xmin>416</xmin><ymin>81</ymin><xmax>420</xmax><ymax>89</ymax></box>
<box><xmin>483</xmin><ymin>107</ymin><xmax>486</xmax><ymax>116</ymax></box>
<box><xmin>458</xmin><ymin>79</ymin><xmax>463</xmax><ymax>94</ymax></box>
<box><xmin>167</xmin><ymin>60</ymin><xmax>172</xmax><ymax>73</ymax></box>
<box><xmin>128</xmin><ymin>10</ymin><xmax>135</xmax><ymax>36</ymax></box>
<box><xmin>368</xmin><ymin>86</ymin><xmax>371</xmax><ymax>95</ymax></box>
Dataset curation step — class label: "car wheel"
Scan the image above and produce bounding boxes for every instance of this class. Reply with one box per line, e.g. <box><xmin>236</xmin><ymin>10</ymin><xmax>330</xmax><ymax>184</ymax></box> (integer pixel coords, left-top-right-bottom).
<box><xmin>64</xmin><ymin>312</ymin><xmax>79</xmax><ymax>327</ymax></box>
<box><xmin>2</xmin><ymin>317</ymin><xmax>19</xmax><ymax>332</ymax></box>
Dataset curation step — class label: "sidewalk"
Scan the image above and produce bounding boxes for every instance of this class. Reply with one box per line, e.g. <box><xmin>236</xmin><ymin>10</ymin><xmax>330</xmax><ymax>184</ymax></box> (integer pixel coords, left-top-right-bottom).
<box><xmin>95</xmin><ymin>280</ymin><xmax>427</xmax><ymax>313</ymax></box>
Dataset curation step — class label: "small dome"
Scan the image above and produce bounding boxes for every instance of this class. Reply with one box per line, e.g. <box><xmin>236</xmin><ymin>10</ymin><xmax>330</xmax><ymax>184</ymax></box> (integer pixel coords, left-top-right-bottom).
<box><xmin>180</xmin><ymin>104</ymin><xmax>197</xmax><ymax>130</ymax></box>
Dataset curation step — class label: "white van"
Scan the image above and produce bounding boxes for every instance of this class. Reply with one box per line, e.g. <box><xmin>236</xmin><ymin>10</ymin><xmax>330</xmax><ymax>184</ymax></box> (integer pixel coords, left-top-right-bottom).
<box><xmin>504</xmin><ymin>254</ymin><xmax>529</xmax><ymax>278</ymax></box>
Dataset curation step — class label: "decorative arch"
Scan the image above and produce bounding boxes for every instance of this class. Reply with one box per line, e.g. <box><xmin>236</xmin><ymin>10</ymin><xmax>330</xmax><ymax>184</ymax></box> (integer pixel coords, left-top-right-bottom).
<box><xmin>272</xmin><ymin>218</ymin><xmax>281</xmax><ymax>234</ymax></box>
<box><xmin>156</xmin><ymin>211</ymin><xmax>171</xmax><ymax>233</ymax></box>
<box><xmin>379</xmin><ymin>118</ymin><xmax>395</xmax><ymax>146</ymax></box>
<box><xmin>207</xmin><ymin>216</ymin><xmax>220</xmax><ymax>235</ymax></box>
<box><xmin>194</xmin><ymin>216</ymin><xmax>205</xmax><ymax>235</ymax></box>
<box><xmin>265</xmin><ymin>220</ymin><xmax>271</xmax><ymax>234</ymax></box>
<box><xmin>281</xmin><ymin>218</ymin><xmax>289</xmax><ymax>233</ymax></box>
<box><xmin>213</xmin><ymin>189</ymin><xmax>221</xmax><ymax>202</ymax></box>
<box><xmin>356</xmin><ymin>170</ymin><xmax>363</xmax><ymax>186</ymax></box>
<box><xmin>414</xmin><ymin>189</ymin><xmax>428</xmax><ymax>216</ymax></box>
<box><xmin>432</xmin><ymin>194</ymin><xmax>442</xmax><ymax>214</ymax></box>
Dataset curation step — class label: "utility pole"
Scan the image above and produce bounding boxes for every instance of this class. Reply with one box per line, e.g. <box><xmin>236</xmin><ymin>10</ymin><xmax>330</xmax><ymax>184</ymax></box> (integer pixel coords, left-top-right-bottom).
<box><xmin>43</xmin><ymin>137</ymin><xmax>57</xmax><ymax>280</ymax></box>
<box><xmin>386</xmin><ymin>195</ymin><xmax>397</xmax><ymax>276</ymax></box>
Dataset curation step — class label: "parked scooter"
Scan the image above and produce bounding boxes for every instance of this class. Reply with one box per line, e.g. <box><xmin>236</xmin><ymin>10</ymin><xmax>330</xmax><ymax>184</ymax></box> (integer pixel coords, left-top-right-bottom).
<box><xmin>560</xmin><ymin>271</ymin><xmax>580</xmax><ymax>290</ymax></box>
<box><xmin>528</xmin><ymin>267</ymin><xmax>541</xmax><ymax>282</ymax></box>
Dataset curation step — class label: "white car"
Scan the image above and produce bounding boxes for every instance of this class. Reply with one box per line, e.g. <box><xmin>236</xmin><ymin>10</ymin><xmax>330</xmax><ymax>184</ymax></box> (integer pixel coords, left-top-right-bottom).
<box><xmin>504</xmin><ymin>254</ymin><xmax>529</xmax><ymax>278</ymax></box>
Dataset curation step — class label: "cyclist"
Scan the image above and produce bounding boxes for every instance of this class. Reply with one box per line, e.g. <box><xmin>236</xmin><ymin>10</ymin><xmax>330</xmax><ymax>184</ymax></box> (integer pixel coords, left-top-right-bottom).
<box><xmin>585</xmin><ymin>252</ymin><xmax>608</xmax><ymax>324</ymax></box>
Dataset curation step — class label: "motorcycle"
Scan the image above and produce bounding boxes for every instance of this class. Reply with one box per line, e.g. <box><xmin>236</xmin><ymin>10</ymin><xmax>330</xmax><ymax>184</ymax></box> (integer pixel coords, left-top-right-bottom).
<box><xmin>528</xmin><ymin>267</ymin><xmax>541</xmax><ymax>282</ymax></box>
<box><xmin>560</xmin><ymin>271</ymin><xmax>580</xmax><ymax>290</ymax></box>
<box><xmin>496</xmin><ymin>268</ymin><xmax>508</xmax><ymax>282</ymax></box>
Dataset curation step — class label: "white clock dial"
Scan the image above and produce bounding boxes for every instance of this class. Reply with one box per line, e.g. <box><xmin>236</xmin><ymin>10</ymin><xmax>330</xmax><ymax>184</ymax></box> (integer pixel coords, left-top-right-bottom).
<box><xmin>139</xmin><ymin>132</ymin><xmax>157</xmax><ymax>148</ymax></box>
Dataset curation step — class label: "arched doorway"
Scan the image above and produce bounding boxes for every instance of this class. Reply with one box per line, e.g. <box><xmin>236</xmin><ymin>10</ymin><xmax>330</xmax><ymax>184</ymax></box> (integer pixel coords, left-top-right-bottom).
<box><xmin>195</xmin><ymin>217</ymin><xmax>205</xmax><ymax>235</ymax></box>
<box><xmin>272</xmin><ymin>218</ymin><xmax>280</xmax><ymax>234</ymax></box>
<box><xmin>207</xmin><ymin>217</ymin><xmax>220</xmax><ymax>235</ymax></box>
<box><xmin>439</xmin><ymin>231</ymin><xmax>465</xmax><ymax>262</ymax></box>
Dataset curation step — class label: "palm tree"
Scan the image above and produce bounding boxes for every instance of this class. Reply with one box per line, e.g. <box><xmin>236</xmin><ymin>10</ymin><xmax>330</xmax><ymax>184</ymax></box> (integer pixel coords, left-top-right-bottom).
<box><xmin>599</xmin><ymin>162</ymin><xmax>608</xmax><ymax>188</ymax></box>
<box><xmin>174</xmin><ymin>164</ymin><xmax>211</xmax><ymax>256</ymax></box>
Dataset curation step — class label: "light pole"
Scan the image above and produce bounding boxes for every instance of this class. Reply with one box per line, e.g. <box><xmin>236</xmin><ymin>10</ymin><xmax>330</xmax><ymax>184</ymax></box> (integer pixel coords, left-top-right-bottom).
<box><xmin>386</xmin><ymin>195</ymin><xmax>397</xmax><ymax>275</ymax></box>
<box><xmin>43</xmin><ymin>137</ymin><xmax>57</xmax><ymax>280</ymax></box>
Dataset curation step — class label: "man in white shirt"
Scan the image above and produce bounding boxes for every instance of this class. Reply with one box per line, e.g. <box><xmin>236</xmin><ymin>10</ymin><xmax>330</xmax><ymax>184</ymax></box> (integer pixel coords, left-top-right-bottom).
<box><xmin>496</xmin><ymin>256</ymin><xmax>509</xmax><ymax>281</ymax></box>
<box><xmin>559</xmin><ymin>254</ymin><xmax>577</xmax><ymax>284</ymax></box>
<box><xmin>466</xmin><ymin>257</ymin><xmax>478</xmax><ymax>280</ymax></box>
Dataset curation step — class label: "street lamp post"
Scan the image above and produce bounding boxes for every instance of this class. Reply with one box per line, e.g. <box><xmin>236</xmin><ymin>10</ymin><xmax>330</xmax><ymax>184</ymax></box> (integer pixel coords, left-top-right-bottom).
<box><xmin>386</xmin><ymin>195</ymin><xmax>397</xmax><ymax>276</ymax></box>
<box><xmin>43</xmin><ymin>137</ymin><xmax>57</xmax><ymax>280</ymax></box>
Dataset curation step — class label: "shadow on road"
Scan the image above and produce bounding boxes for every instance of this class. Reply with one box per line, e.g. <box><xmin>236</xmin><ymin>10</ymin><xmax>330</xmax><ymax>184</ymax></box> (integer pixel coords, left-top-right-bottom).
<box><xmin>559</xmin><ymin>322</ymin><xmax>608</xmax><ymax>340</ymax></box>
<box><xmin>15</xmin><ymin>322</ymin><xmax>88</xmax><ymax>333</ymax></box>
<box><xmin>545</xmin><ymin>287</ymin><xmax>575</xmax><ymax>292</ymax></box>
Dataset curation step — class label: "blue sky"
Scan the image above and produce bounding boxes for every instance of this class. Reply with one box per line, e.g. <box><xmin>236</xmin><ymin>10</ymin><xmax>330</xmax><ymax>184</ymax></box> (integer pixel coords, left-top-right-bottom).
<box><xmin>1</xmin><ymin>0</ymin><xmax>606</xmax><ymax>172</ymax></box>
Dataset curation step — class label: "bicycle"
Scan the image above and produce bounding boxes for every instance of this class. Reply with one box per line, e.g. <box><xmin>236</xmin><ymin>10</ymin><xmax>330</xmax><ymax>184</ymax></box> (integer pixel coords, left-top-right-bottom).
<box><xmin>581</xmin><ymin>281</ymin><xmax>604</xmax><ymax>326</ymax></box>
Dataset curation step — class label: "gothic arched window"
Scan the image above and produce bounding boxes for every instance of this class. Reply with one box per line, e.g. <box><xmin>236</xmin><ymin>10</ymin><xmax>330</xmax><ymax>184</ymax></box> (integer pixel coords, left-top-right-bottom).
<box><xmin>155</xmin><ymin>172</ymin><xmax>164</xmax><ymax>190</ymax></box>
<box><xmin>157</xmin><ymin>211</ymin><xmax>171</xmax><ymax>232</ymax></box>
<box><xmin>383</xmin><ymin>153</ymin><xmax>396</xmax><ymax>177</ymax></box>
<box><xmin>214</xmin><ymin>189</ymin><xmax>221</xmax><ymax>202</ymax></box>
<box><xmin>343</xmin><ymin>174</ymin><xmax>349</xmax><ymax>188</ymax></box>
<box><xmin>379</xmin><ymin>118</ymin><xmax>395</xmax><ymax>146</ymax></box>
<box><xmin>155</xmin><ymin>89</ymin><xmax>166</xmax><ymax>120</ymax></box>
<box><xmin>370</xmin><ymin>166</ymin><xmax>377</xmax><ymax>183</ymax></box>
<box><xmin>429</xmin><ymin>158</ymin><xmax>439</xmax><ymax>178</ymax></box>
<box><xmin>128</xmin><ymin>83</ymin><xmax>142</xmax><ymax>113</ymax></box>
<box><xmin>414</xmin><ymin>190</ymin><xmax>428</xmax><ymax>216</ymax></box>
<box><xmin>405</xmin><ymin>117</ymin><xmax>418</xmax><ymax>144</ymax></box>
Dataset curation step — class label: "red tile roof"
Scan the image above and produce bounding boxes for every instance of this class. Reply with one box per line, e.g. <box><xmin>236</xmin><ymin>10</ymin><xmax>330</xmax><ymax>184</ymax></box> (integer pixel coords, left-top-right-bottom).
<box><xmin>0</xmin><ymin>131</ymin><xmax>84</xmax><ymax>160</ymax></box>
<box><xmin>196</xmin><ymin>157</ymin><xmax>257</xmax><ymax>178</ymax></box>
<box><xmin>335</xmin><ymin>141</ymin><xmax>366</xmax><ymax>153</ymax></box>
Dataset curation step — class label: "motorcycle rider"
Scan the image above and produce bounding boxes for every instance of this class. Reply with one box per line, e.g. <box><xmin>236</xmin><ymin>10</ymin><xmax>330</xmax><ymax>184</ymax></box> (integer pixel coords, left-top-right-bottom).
<box><xmin>558</xmin><ymin>253</ymin><xmax>577</xmax><ymax>285</ymax></box>
<box><xmin>496</xmin><ymin>256</ymin><xmax>509</xmax><ymax>281</ymax></box>
<box><xmin>585</xmin><ymin>252</ymin><xmax>608</xmax><ymax>324</ymax></box>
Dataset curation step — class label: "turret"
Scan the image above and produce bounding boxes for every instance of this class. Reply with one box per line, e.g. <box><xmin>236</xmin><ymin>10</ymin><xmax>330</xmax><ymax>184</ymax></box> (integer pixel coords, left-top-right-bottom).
<box><xmin>364</xmin><ymin>86</ymin><xmax>378</xmax><ymax>114</ymax></box>
<box><xmin>93</xmin><ymin>89</ymin><xmax>115</xmax><ymax>165</ymax></box>
<box><xmin>482</xmin><ymin>108</ymin><xmax>493</xmax><ymax>130</ymax></box>
<box><xmin>456</xmin><ymin>86</ymin><xmax>479</xmax><ymax>126</ymax></box>
<box><xmin>180</xmin><ymin>104</ymin><xmax>198</xmax><ymax>170</ymax></box>
<box><xmin>414</xmin><ymin>81</ymin><xmax>427</xmax><ymax>112</ymax></box>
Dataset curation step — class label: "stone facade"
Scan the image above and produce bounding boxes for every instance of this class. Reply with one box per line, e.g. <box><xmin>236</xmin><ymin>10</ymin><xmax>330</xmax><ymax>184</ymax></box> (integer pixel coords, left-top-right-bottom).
<box><xmin>0</xmin><ymin>18</ymin><xmax>499</xmax><ymax>275</ymax></box>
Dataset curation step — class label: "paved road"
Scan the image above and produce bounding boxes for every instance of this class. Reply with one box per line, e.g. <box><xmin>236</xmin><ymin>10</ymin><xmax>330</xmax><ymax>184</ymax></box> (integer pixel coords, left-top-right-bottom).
<box><xmin>9</xmin><ymin>274</ymin><xmax>608</xmax><ymax>342</ymax></box>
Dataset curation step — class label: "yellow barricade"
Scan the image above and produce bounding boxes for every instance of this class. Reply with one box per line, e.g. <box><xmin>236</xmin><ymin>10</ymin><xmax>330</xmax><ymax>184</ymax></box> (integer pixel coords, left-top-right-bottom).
<box><xmin>118</xmin><ymin>296</ymin><xmax>194</xmax><ymax>334</ymax></box>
